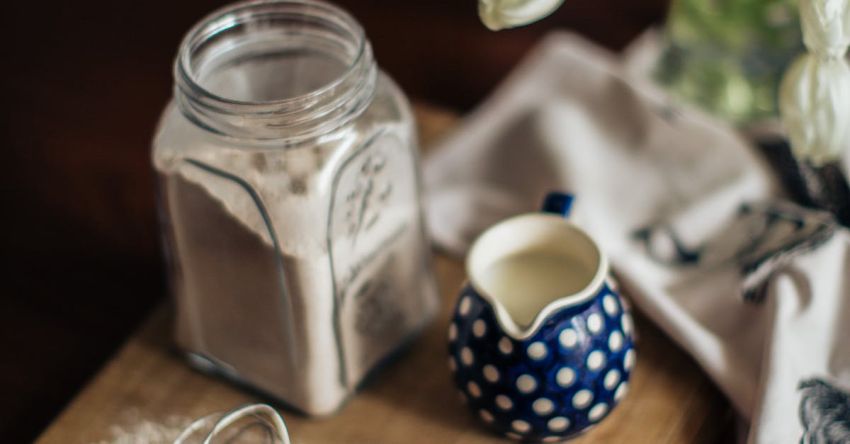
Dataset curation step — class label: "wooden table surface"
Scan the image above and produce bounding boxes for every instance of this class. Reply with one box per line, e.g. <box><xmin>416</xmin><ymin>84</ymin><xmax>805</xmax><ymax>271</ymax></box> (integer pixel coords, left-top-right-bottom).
<box><xmin>36</xmin><ymin>104</ymin><xmax>731</xmax><ymax>444</ymax></box>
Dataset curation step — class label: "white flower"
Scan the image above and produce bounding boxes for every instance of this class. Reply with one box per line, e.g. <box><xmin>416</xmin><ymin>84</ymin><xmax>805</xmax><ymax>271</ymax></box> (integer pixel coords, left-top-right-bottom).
<box><xmin>779</xmin><ymin>0</ymin><xmax>850</xmax><ymax>165</ymax></box>
<box><xmin>479</xmin><ymin>0</ymin><xmax>565</xmax><ymax>31</ymax></box>
<box><xmin>780</xmin><ymin>53</ymin><xmax>850</xmax><ymax>165</ymax></box>
<box><xmin>800</xmin><ymin>0</ymin><xmax>850</xmax><ymax>56</ymax></box>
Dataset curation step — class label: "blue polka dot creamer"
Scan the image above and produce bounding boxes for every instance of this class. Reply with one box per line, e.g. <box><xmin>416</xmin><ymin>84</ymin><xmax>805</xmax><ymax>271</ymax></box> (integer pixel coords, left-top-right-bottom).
<box><xmin>447</xmin><ymin>192</ymin><xmax>636</xmax><ymax>442</ymax></box>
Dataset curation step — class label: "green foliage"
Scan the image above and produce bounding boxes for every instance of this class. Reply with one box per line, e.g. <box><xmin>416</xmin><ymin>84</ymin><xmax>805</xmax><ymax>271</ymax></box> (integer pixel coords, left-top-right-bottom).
<box><xmin>656</xmin><ymin>0</ymin><xmax>803</xmax><ymax>124</ymax></box>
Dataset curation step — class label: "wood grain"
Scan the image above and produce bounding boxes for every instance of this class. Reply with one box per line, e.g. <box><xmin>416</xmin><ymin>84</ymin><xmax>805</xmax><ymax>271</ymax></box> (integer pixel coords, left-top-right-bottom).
<box><xmin>36</xmin><ymin>105</ymin><xmax>731</xmax><ymax>444</ymax></box>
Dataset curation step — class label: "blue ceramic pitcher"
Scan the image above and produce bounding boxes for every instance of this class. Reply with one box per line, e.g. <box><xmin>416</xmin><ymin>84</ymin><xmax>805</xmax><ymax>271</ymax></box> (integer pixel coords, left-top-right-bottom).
<box><xmin>447</xmin><ymin>192</ymin><xmax>636</xmax><ymax>442</ymax></box>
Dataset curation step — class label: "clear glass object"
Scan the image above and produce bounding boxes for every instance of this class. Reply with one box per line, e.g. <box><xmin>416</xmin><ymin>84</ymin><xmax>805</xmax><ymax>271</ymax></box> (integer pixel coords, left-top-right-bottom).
<box><xmin>153</xmin><ymin>0</ymin><xmax>439</xmax><ymax>415</ymax></box>
<box><xmin>175</xmin><ymin>404</ymin><xmax>291</xmax><ymax>444</ymax></box>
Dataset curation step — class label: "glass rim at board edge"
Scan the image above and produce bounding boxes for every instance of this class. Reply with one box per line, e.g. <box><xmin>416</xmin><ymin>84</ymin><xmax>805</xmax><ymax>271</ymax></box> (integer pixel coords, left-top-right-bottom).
<box><xmin>174</xmin><ymin>0</ymin><xmax>369</xmax><ymax>110</ymax></box>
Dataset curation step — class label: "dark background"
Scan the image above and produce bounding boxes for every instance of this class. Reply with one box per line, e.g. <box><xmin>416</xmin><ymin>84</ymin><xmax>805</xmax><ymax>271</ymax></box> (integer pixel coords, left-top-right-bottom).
<box><xmin>1</xmin><ymin>1</ymin><xmax>668</xmax><ymax>441</ymax></box>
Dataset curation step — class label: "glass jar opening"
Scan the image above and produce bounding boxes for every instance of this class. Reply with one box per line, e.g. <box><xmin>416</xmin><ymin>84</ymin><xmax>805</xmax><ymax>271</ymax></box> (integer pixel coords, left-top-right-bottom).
<box><xmin>174</xmin><ymin>0</ymin><xmax>376</xmax><ymax>141</ymax></box>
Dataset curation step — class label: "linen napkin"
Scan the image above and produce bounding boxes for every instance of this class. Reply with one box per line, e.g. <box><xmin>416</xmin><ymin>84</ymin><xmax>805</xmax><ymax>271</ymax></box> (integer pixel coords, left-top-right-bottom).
<box><xmin>424</xmin><ymin>32</ymin><xmax>850</xmax><ymax>443</ymax></box>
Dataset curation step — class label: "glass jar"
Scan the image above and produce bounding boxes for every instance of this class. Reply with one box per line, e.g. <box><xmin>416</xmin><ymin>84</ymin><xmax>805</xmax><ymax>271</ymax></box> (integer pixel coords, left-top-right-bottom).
<box><xmin>153</xmin><ymin>0</ymin><xmax>439</xmax><ymax>415</ymax></box>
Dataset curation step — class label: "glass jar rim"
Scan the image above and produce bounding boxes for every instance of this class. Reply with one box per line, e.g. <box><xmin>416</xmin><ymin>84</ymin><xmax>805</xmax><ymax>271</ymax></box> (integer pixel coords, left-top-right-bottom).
<box><xmin>172</xmin><ymin>0</ymin><xmax>377</xmax><ymax>141</ymax></box>
<box><xmin>176</xmin><ymin>0</ymin><xmax>368</xmax><ymax>108</ymax></box>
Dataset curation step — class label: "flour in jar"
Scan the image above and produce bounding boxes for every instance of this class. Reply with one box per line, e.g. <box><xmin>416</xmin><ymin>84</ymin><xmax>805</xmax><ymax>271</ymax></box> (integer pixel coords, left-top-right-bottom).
<box><xmin>155</xmin><ymin>127</ymin><xmax>438</xmax><ymax>415</ymax></box>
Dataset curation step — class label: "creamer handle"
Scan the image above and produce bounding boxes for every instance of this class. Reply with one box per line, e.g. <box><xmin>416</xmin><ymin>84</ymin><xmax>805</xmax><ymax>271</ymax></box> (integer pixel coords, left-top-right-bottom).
<box><xmin>542</xmin><ymin>192</ymin><xmax>574</xmax><ymax>218</ymax></box>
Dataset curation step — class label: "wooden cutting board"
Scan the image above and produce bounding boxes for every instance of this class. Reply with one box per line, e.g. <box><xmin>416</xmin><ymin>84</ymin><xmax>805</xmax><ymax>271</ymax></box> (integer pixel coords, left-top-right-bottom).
<box><xmin>36</xmin><ymin>103</ymin><xmax>732</xmax><ymax>444</ymax></box>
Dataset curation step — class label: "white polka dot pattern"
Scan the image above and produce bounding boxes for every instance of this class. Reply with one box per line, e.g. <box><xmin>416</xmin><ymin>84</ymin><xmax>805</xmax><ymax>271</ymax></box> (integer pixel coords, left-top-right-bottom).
<box><xmin>587</xmin><ymin>350</ymin><xmax>606</xmax><ymax>370</ymax></box>
<box><xmin>624</xmin><ymin>349</ymin><xmax>636</xmax><ymax>370</ymax></box>
<box><xmin>449</xmin><ymin>283</ymin><xmax>635</xmax><ymax>441</ymax></box>
<box><xmin>473</xmin><ymin>319</ymin><xmax>487</xmax><ymax>337</ymax></box>
<box><xmin>556</xmin><ymin>367</ymin><xmax>576</xmax><ymax>387</ymax></box>
<box><xmin>572</xmin><ymin>389</ymin><xmax>593</xmax><ymax>409</ymax></box>
<box><xmin>459</xmin><ymin>296</ymin><xmax>471</xmax><ymax>316</ymax></box>
<box><xmin>483</xmin><ymin>365</ymin><xmax>499</xmax><ymax>383</ymax></box>
<box><xmin>588</xmin><ymin>403</ymin><xmax>608</xmax><ymax>422</ymax></box>
<box><xmin>548</xmin><ymin>416</ymin><xmax>570</xmax><ymax>432</ymax></box>
<box><xmin>532</xmin><ymin>398</ymin><xmax>554</xmax><ymax>416</ymax></box>
<box><xmin>615</xmin><ymin>382</ymin><xmax>629</xmax><ymax>401</ymax></box>
<box><xmin>604</xmin><ymin>369</ymin><xmax>620</xmax><ymax>390</ymax></box>
<box><xmin>467</xmin><ymin>381</ymin><xmax>481</xmax><ymax>398</ymax></box>
<box><xmin>587</xmin><ymin>313</ymin><xmax>603</xmax><ymax>333</ymax></box>
<box><xmin>559</xmin><ymin>329</ymin><xmax>578</xmax><ymax>348</ymax></box>
<box><xmin>527</xmin><ymin>342</ymin><xmax>548</xmax><ymax>360</ymax></box>
<box><xmin>460</xmin><ymin>347</ymin><xmax>474</xmax><ymax>366</ymax></box>
<box><xmin>496</xmin><ymin>394</ymin><xmax>513</xmax><ymax>410</ymax></box>
<box><xmin>622</xmin><ymin>313</ymin><xmax>633</xmax><ymax>336</ymax></box>
<box><xmin>608</xmin><ymin>330</ymin><xmax>623</xmax><ymax>352</ymax></box>
<box><xmin>480</xmin><ymin>409</ymin><xmax>494</xmax><ymax>423</ymax></box>
<box><xmin>516</xmin><ymin>374</ymin><xmax>537</xmax><ymax>394</ymax></box>
<box><xmin>603</xmin><ymin>294</ymin><xmax>619</xmax><ymax>316</ymax></box>
<box><xmin>512</xmin><ymin>420</ymin><xmax>531</xmax><ymax>433</ymax></box>
<box><xmin>498</xmin><ymin>337</ymin><xmax>513</xmax><ymax>354</ymax></box>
